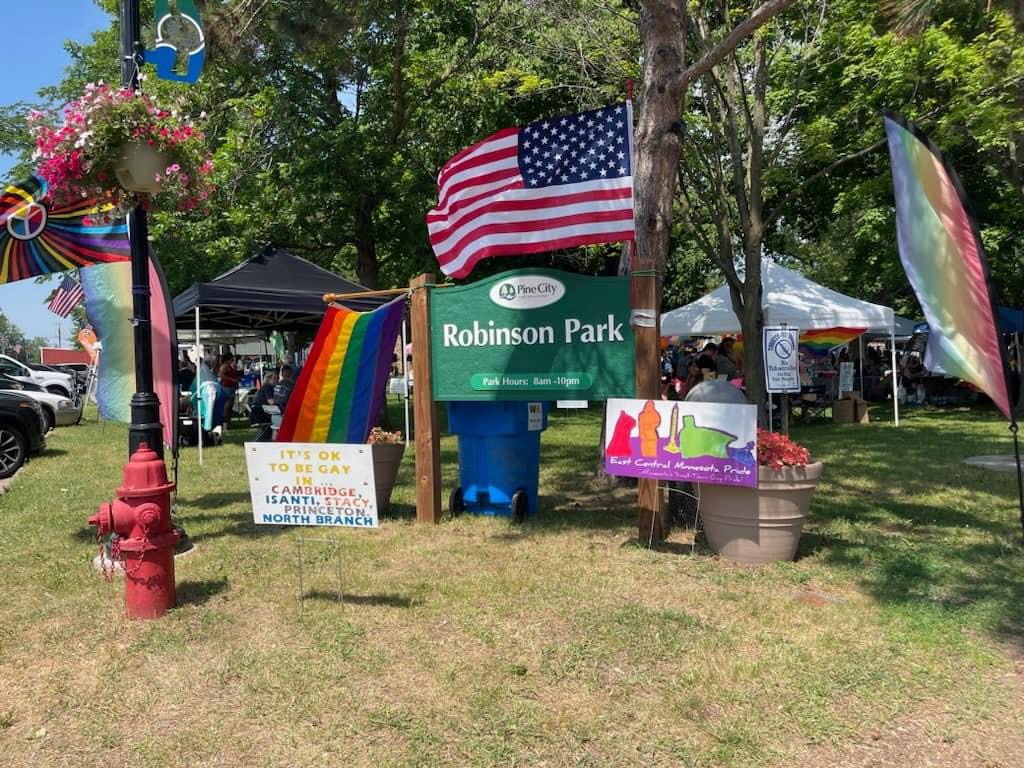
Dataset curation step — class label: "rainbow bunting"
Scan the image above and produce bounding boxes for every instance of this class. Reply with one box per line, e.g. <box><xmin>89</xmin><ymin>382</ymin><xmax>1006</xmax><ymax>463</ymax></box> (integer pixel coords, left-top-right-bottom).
<box><xmin>277</xmin><ymin>297</ymin><xmax>406</xmax><ymax>443</ymax></box>
<box><xmin>884</xmin><ymin>113</ymin><xmax>1011</xmax><ymax>419</ymax></box>
<box><xmin>0</xmin><ymin>176</ymin><xmax>130</xmax><ymax>283</ymax></box>
<box><xmin>81</xmin><ymin>254</ymin><xmax>178</xmax><ymax>451</ymax></box>
<box><xmin>798</xmin><ymin>327</ymin><xmax>866</xmax><ymax>358</ymax></box>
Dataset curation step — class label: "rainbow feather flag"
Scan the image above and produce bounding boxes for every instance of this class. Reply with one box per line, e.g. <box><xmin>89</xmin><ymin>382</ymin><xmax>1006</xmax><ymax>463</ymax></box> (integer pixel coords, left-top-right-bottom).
<box><xmin>884</xmin><ymin>113</ymin><xmax>1011</xmax><ymax>418</ymax></box>
<box><xmin>799</xmin><ymin>327</ymin><xmax>866</xmax><ymax>358</ymax></box>
<box><xmin>277</xmin><ymin>297</ymin><xmax>406</xmax><ymax>443</ymax></box>
<box><xmin>81</xmin><ymin>251</ymin><xmax>178</xmax><ymax>452</ymax></box>
<box><xmin>0</xmin><ymin>176</ymin><xmax>130</xmax><ymax>283</ymax></box>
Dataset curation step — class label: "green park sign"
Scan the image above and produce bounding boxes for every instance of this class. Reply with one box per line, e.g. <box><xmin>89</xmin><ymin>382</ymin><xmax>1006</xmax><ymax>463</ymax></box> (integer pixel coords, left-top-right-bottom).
<box><xmin>430</xmin><ymin>269</ymin><xmax>636</xmax><ymax>401</ymax></box>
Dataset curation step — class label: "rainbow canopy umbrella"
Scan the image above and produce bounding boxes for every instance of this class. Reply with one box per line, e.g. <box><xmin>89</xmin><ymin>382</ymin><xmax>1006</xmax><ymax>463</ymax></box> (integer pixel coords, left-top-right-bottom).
<box><xmin>0</xmin><ymin>175</ymin><xmax>130</xmax><ymax>284</ymax></box>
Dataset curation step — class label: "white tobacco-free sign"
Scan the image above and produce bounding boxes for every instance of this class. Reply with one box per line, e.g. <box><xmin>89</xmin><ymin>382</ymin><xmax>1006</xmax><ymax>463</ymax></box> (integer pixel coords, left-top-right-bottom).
<box><xmin>763</xmin><ymin>326</ymin><xmax>801</xmax><ymax>393</ymax></box>
<box><xmin>245</xmin><ymin>442</ymin><xmax>378</xmax><ymax>528</ymax></box>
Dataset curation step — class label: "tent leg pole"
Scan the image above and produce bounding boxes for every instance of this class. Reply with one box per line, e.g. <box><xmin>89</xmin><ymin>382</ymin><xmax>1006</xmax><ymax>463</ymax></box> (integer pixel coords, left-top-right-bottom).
<box><xmin>858</xmin><ymin>336</ymin><xmax>864</xmax><ymax>397</ymax></box>
<box><xmin>195</xmin><ymin>306</ymin><xmax>203</xmax><ymax>466</ymax></box>
<box><xmin>891</xmin><ymin>328</ymin><xmax>899</xmax><ymax>426</ymax></box>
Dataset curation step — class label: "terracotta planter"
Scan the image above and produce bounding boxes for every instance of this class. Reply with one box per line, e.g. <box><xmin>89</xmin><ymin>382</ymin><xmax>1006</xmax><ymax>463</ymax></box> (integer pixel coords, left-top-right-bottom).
<box><xmin>114</xmin><ymin>142</ymin><xmax>168</xmax><ymax>194</ymax></box>
<box><xmin>371</xmin><ymin>442</ymin><xmax>406</xmax><ymax>512</ymax></box>
<box><xmin>699</xmin><ymin>461</ymin><xmax>823</xmax><ymax>565</ymax></box>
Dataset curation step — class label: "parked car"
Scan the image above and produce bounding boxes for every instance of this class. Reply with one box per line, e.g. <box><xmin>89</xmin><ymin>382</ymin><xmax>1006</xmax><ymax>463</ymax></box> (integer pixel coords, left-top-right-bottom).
<box><xmin>53</xmin><ymin>363</ymin><xmax>91</xmax><ymax>392</ymax></box>
<box><xmin>0</xmin><ymin>374</ymin><xmax>82</xmax><ymax>430</ymax></box>
<box><xmin>0</xmin><ymin>391</ymin><xmax>46</xmax><ymax>479</ymax></box>
<box><xmin>0</xmin><ymin>354</ymin><xmax>76</xmax><ymax>398</ymax></box>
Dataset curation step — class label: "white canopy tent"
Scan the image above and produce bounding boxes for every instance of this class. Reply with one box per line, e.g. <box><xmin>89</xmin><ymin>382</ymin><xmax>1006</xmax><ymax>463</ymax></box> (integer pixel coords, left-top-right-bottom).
<box><xmin>661</xmin><ymin>262</ymin><xmax>900</xmax><ymax>424</ymax></box>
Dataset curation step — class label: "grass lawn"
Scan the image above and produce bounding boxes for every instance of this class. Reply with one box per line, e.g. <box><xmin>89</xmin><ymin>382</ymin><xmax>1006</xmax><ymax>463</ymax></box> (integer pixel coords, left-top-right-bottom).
<box><xmin>0</xmin><ymin>403</ymin><xmax>1022</xmax><ymax>767</ymax></box>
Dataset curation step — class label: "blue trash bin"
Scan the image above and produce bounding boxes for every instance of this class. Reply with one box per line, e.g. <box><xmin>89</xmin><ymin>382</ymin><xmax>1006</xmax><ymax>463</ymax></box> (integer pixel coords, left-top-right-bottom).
<box><xmin>447</xmin><ymin>401</ymin><xmax>550</xmax><ymax>520</ymax></box>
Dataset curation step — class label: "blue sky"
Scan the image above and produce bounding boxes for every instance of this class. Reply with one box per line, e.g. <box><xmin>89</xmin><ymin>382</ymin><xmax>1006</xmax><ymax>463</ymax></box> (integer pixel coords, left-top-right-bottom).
<box><xmin>0</xmin><ymin>1</ymin><xmax>111</xmax><ymax>344</ymax></box>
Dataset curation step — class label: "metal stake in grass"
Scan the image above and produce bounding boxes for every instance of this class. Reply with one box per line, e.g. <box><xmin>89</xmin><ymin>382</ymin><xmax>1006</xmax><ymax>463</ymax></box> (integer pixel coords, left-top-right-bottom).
<box><xmin>1010</xmin><ymin>421</ymin><xmax>1024</xmax><ymax>544</ymax></box>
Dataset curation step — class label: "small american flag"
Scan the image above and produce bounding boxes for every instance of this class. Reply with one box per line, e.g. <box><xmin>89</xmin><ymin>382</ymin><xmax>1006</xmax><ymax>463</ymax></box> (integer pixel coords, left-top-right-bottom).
<box><xmin>427</xmin><ymin>103</ymin><xmax>635</xmax><ymax>279</ymax></box>
<box><xmin>46</xmin><ymin>273</ymin><xmax>84</xmax><ymax>318</ymax></box>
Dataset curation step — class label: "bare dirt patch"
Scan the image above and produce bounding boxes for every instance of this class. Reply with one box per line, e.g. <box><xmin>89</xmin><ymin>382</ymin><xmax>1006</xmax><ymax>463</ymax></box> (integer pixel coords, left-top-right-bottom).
<box><xmin>790</xmin><ymin>656</ymin><xmax>1024</xmax><ymax>768</ymax></box>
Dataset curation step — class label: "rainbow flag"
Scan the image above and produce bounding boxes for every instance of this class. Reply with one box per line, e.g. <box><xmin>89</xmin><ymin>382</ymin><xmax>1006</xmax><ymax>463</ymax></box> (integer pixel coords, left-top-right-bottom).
<box><xmin>0</xmin><ymin>176</ymin><xmax>130</xmax><ymax>283</ymax></box>
<box><xmin>277</xmin><ymin>297</ymin><xmax>405</xmax><ymax>443</ymax></box>
<box><xmin>799</xmin><ymin>327</ymin><xmax>866</xmax><ymax>358</ymax></box>
<box><xmin>734</xmin><ymin>327</ymin><xmax>865</xmax><ymax>358</ymax></box>
<box><xmin>884</xmin><ymin>113</ymin><xmax>1011</xmax><ymax>418</ymax></box>
<box><xmin>81</xmin><ymin>252</ymin><xmax>178</xmax><ymax>451</ymax></box>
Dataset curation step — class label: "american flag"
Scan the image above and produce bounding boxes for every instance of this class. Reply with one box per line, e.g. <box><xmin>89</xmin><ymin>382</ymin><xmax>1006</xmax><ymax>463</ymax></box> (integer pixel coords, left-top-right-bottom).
<box><xmin>46</xmin><ymin>273</ymin><xmax>84</xmax><ymax>317</ymax></box>
<box><xmin>427</xmin><ymin>103</ymin><xmax>635</xmax><ymax>279</ymax></box>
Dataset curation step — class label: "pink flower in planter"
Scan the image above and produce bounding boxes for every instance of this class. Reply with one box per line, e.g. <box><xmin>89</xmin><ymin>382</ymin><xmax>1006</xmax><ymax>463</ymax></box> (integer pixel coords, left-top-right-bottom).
<box><xmin>756</xmin><ymin>428</ymin><xmax>810</xmax><ymax>470</ymax></box>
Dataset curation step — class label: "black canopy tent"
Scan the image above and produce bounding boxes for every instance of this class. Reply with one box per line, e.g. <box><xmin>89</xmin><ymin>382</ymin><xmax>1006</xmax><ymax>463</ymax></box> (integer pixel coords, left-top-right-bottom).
<box><xmin>172</xmin><ymin>247</ymin><xmax>390</xmax><ymax>332</ymax></box>
<box><xmin>173</xmin><ymin>247</ymin><xmax>403</xmax><ymax>465</ymax></box>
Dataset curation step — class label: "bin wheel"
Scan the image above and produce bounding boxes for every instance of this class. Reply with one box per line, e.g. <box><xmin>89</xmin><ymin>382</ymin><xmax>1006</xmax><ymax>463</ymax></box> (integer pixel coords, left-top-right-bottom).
<box><xmin>510</xmin><ymin>489</ymin><xmax>528</xmax><ymax>524</ymax></box>
<box><xmin>448</xmin><ymin>487</ymin><xmax>465</xmax><ymax>516</ymax></box>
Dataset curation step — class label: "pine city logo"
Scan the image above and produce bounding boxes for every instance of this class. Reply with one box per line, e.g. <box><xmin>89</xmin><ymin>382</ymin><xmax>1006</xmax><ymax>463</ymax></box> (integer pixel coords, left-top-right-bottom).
<box><xmin>488</xmin><ymin>275</ymin><xmax>566</xmax><ymax>309</ymax></box>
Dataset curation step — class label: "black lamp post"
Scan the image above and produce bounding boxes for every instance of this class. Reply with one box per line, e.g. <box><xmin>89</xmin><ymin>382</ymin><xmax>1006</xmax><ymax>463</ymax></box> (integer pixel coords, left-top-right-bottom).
<box><xmin>120</xmin><ymin>0</ymin><xmax>163</xmax><ymax>457</ymax></box>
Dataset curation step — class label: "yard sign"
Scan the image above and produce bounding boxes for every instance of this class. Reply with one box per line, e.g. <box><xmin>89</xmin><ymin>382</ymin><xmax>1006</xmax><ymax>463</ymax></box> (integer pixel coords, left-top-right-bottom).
<box><xmin>604</xmin><ymin>399</ymin><xmax>758</xmax><ymax>487</ymax></box>
<box><xmin>245</xmin><ymin>442</ymin><xmax>378</xmax><ymax>527</ymax></box>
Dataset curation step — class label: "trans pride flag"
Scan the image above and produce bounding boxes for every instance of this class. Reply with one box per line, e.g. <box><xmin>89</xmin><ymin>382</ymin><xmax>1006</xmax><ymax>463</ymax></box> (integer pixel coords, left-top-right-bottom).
<box><xmin>277</xmin><ymin>297</ymin><xmax>405</xmax><ymax>443</ymax></box>
<box><xmin>884</xmin><ymin>113</ymin><xmax>1011</xmax><ymax>419</ymax></box>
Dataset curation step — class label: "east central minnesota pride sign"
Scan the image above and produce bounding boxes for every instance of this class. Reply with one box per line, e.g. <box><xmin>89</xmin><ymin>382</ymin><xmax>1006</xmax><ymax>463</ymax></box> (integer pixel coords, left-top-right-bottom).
<box><xmin>429</xmin><ymin>269</ymin><xmax>635</xmax><ymax>401</ymax></box>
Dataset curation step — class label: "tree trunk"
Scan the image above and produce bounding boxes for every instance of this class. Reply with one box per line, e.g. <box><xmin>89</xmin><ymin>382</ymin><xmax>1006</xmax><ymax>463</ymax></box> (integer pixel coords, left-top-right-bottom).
<box><xmin>633</xmin><ymin>0</ymin><xmax>801</xmax><ymax>537</ymax></box>
<box><xmin>635</xmin><ymin>1</ymin><xmax>687</xmax><ymax>278</ymax></box>
<box><xmin>633</xmin><ymin>1</ymin><xmax>688</xmax><ymax>544</ymax></box>
<box><xmin>354</xmin><ymin>198</ymin><xmax>379</xmax><ymax>289</ymax></box>
<box><xmin>736</xmin><ymin>282</ymin><xmax>767</xmax><ymax>425</ymax></box>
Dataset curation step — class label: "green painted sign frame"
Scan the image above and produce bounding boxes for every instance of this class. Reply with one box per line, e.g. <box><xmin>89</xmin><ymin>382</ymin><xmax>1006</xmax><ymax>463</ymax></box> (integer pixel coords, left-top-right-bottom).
<box><xmin>429</xmin><ymin>269</ymin><xmax>636</xmax><ymax>401</ymax></box>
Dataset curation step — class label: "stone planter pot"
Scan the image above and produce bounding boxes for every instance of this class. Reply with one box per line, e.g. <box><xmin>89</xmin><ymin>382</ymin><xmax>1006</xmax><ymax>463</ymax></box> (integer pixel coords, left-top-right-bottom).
<box><xmin>699</xmin><ymin>461</ymin><xmax>823</xmax><ymax>565</ymax></box>
<box><xmin>114</xmin><ymin>141</ymin><xmax>168</xmax><ymax>194</ymax></box>
<box><xmin>371</xmin><ymin>442</ymin><xmax>406</xmax><ymax>512</ymax></box>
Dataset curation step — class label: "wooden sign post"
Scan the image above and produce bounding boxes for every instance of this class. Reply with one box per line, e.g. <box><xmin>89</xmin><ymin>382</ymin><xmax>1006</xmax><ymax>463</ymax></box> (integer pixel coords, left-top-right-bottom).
<box><xmin>632</xmin><ymin>265</ymin><xmax>669</xmax><ymax>544</ymax></box>
<box><xmin>410</xmin><ymin>273</ymin><xmax>442</xmax><ymax>523</ymax></box>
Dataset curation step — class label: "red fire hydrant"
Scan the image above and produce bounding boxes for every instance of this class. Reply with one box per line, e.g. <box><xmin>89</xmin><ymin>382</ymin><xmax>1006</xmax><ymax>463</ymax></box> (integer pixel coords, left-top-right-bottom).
<box><xmin>89</xmin><ymin>442</ymin><xmax>179</xmax><ymax>619</ymax></box>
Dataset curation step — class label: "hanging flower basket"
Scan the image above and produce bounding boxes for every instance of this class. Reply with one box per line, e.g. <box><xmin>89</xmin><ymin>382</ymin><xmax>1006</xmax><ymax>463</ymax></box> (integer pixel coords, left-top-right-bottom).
<box><xmin>113</xmin><ymin>141</ymin><xmax>169</xmax><ymax>195</ymax></box>
<box><xmin>700</xmin><ymin>430</ymin><xmax>823</xmax><ymax>564</ymax></box>
<box><xmin>30</xmin><ymin>83</ymin><xmax>214</xmax><ymax>220</ymax></box>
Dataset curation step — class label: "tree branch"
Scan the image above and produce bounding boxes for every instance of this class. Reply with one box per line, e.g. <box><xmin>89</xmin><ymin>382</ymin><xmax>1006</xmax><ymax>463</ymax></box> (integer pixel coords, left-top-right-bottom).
<box><xmin>765</xmin><ymin>136</ymin><xmax>887</xmax><ymax>225</ymax></box>
<box><xmin>677</xmin><ymin>0</ymin><xmax>799</xmax><ymax>93</ymax></box>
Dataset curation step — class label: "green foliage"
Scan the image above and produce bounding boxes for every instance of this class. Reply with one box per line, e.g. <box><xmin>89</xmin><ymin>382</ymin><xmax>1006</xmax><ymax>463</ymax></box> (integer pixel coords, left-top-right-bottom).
<box><xmin>2</xmin><ymin>0</ymin><xmax>1021</xmax><ymax>312</ymax></box>
<box><xmin>2</xmin><ymin>1</ymin><xmax>638</xmax><ymax>293</ymax></box>
<box><xmin>0</xmin><ymin>310</ymin><xmax>29</xmax><ymax>352</ymax></box>
<box><xmin>772</xmin><ymin>0</ymin><xmax>1024</xmax><ymax>312</ymax></box>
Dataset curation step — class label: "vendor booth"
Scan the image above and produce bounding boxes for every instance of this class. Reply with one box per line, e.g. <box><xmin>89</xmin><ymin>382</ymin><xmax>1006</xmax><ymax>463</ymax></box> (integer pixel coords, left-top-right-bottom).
<box><xmin>172</xmin><ymin>247</ymin><xmax>395</xmax><ymax>458</ymax></box>
<box><xmin>661</xmin><ymin>262</ymin><xmax>900</xmax><ymax>423</ymax></box>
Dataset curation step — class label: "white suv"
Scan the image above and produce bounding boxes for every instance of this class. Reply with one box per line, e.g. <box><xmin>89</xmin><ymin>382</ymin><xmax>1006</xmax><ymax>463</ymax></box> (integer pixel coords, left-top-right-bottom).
<box><xmin>0</xmin><ymin>354</ymin><xmax>76</xmax><ymax>398</ymax></box>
